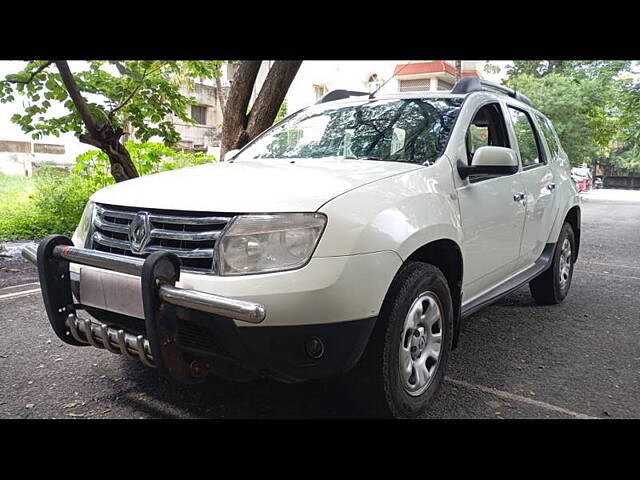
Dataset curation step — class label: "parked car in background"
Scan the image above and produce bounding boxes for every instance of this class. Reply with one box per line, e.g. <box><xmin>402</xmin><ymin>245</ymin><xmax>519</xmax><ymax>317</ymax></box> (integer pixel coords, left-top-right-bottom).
<box><xmin>24</xmin><ymin>78</ymin><xmax>581</xmax><ymax>418</ymax></box>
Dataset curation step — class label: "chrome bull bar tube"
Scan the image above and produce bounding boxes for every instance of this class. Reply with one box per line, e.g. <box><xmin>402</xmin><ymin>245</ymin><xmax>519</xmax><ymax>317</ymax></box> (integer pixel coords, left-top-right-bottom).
<box><xmin>159</xmin><ymin>285</ymin><xmax>266</xmax><ymax>324</ymax></box>
<box><xmin>24</xmin><ymin>235</ymin><xmax>267</xmax><ymax>383</ymax></box>
<box><xmin>21</xmin><ymin>243</ymin><xmax>266</xmax><ymax>324</ymax></box>
<box><xmin>22</xmin><ymin>244</ymin><xmax>37</xmax><ymax>264</ymax></box>
<box><xmin>65</xmin><ymin>313</ymin><xmax>155</xmax><ymax>367</ymax></box>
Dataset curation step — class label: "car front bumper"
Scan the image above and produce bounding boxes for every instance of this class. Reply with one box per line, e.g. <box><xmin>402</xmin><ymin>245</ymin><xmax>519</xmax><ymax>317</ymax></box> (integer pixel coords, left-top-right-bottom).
<box><xmin>23</xmin><ymin>236</ymin><xmax>399</xmax><ymax>382</ymax></box>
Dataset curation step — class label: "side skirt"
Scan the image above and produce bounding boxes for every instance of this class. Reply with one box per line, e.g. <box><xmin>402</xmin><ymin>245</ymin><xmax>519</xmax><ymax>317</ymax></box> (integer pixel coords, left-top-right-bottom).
<box><xmin>461</xmin><ymin>242</ymin><xmax>556</xmax><ymax>318</ymax></box>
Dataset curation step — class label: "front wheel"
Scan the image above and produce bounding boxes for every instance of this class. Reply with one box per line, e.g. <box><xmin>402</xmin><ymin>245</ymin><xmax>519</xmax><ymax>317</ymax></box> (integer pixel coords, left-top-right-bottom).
<box><xmin>345</xmin><ymin>262</ymin><xmax>453</xmax><ymax>418</ymax></box>
<box><xmin>529</xmin><ymin>222</ymin><xmax>576</xmax><ymax>305</ymax></box>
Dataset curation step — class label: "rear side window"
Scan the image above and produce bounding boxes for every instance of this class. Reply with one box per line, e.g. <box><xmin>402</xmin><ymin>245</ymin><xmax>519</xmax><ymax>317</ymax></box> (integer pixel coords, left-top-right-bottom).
<box><xmin>507</xmin><ymin>107</ymin><xmax>545</xmax><ymax>167</ymax></box>
<box><xmin>535</xmin><ymin>113</ymin><xmax>560</xmax><ymax>159</ymax></box>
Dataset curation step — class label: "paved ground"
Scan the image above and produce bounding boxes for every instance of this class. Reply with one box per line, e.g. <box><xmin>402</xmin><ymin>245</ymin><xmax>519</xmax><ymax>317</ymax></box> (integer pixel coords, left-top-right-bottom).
<box><xmin>1</xmin><ymin>188</ymin><xmax>639</xmax><ymax>419</ymax></box>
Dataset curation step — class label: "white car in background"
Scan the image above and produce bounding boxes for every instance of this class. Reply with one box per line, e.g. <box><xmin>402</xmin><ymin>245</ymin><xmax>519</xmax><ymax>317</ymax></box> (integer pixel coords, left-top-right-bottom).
<box><xmin>25</xmin><ymin>77</ymin><xmax>580</xmax><ymax>418</ymax></box>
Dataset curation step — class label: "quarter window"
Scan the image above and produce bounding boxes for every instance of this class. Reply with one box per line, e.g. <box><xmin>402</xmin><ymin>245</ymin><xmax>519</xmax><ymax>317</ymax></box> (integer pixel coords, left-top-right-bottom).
<box><xmin>536</xmin><ymin>113</ymin><xmax>560</xmax><ymax>159</ymax></box>
<box><xmin>507</xmin><ymin>107</ymin><xmax>544</xmax><ymax>167</ymax></box>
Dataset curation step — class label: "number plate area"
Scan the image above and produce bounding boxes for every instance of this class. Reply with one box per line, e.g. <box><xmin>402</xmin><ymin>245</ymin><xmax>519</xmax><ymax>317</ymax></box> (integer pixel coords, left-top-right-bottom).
<box><xmin>79</xmin><ymin>266</ymin><xmax>145</xmax><ymax>319</ymax></box>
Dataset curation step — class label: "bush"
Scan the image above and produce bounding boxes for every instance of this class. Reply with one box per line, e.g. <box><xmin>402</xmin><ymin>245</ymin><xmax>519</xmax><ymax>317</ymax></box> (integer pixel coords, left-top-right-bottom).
<box><xmin>74</xmin><ymin>141</ymin><xmax>215</xmax><ymax>190</ymax></box>
<box><xmin>0</xmin><ymin>142</ymin><xmax>216</xmax><ymax>240</ymax></box>
<box><xmin>0</xmin><ymin>173</ymin><xmax>36</xmax><ymax>240</ymax></box>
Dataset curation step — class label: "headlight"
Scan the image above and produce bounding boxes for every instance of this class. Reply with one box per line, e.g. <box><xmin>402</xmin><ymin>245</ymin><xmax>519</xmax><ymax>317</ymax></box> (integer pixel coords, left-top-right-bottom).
<box><xmin>217</xmin><ymin>213</ymin><xmax>327</xmax><ymax>276</ymax></box>
<box><xmin>72</xmin><ymin>201</ymin><xmax>95</xmax><ymax>248</ymax></box>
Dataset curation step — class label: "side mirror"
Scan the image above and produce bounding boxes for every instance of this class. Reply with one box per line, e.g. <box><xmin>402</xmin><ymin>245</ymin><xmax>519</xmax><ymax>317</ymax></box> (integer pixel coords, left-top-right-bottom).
<box><xmin>223</xmin><ymin>149</ymin><xmax>240</xmax><ymax>162</ymax></box>
<box><xmin>457</xmin><ymin>146</ymin><xmax>519</xmax><ymax>180</ymax></box>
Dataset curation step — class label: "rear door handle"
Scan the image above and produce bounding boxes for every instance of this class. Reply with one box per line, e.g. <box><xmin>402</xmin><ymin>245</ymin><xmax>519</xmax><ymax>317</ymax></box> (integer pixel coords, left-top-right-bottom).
<box><xmin>547</xmin><ymin>183</ymin><xmax>556</xmax><ymax>191</ymax></box>
<box><xmin>513</xmin><ymin>192</ymin><xmax>526</xmax><ymax>203</ymax></box>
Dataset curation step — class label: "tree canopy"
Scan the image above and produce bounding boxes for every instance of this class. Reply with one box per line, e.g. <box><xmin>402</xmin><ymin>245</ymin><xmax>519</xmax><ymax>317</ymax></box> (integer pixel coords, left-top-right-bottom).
<box><xmin>501</xmin><ymin>60</ymin><xmax>640</xmax><ymax>174</ymax></box>
<box><xmin>1</xmin><ymin>60</ymin><xmax>223</xmax><ymax>143</ymax></box>
<box><xmin>1</xmin><ymin>60</ymin><xmax>223</xmax><ymax>181</ymax></box>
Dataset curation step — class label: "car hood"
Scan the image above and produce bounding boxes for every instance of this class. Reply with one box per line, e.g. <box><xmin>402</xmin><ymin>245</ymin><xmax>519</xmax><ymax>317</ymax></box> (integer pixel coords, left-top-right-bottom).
<box><xmin>90</xmin><ymin>158</ymin><xmax>422</xmax><ymax>212</ymax></box>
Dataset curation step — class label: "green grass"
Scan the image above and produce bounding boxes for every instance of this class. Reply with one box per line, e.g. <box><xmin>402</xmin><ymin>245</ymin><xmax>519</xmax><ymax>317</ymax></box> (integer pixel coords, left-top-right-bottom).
<box><xmin>0</xmin><ymin>169</ymin><xmax>93</xmax><ymax>241</ymax></box>
<box><xmin>0</xmin><ymin>173</ymin><xmax>38</xmax><ymax>241</ymax></box>
<box><xmin>0</xmin><ymin>142</ymin><xmax>216</xmax><ymax>241</ymax></box>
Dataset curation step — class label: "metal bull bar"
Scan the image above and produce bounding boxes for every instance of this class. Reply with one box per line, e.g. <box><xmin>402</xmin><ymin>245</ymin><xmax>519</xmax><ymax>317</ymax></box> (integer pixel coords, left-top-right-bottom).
<box><xmin>22</xmin><ymin>235</ymin><xmax>266</xmax><ymax>382</ymax></box>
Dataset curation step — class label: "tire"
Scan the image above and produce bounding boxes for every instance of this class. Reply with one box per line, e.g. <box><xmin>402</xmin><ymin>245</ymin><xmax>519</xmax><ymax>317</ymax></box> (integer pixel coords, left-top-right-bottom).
<box><xmin>529</xmin><ymin>222</ymin><xmax>576</xmax><ymax>305</ymax></box>
<box><xmin>344</xmin><ymin>262</ymin><xmax>454</xmax><ymax>418</ymax></box>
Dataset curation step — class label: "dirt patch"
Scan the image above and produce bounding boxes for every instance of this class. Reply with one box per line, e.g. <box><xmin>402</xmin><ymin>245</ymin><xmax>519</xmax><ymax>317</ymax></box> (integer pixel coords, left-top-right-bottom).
<box><xmin>0</xmin><ymin>241</ymin><xmax>38</xmax><ymax>289</ymax></box>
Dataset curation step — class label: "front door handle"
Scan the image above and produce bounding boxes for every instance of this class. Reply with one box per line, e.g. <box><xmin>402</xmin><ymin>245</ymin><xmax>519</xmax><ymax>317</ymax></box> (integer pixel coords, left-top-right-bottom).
<box><xmin>547</xmin><ymin>183</ymin><xmax>556</xmax><ymax>191</ymax></box>
<box><xmin>513</xmin><ymin>192</ymin><xmax>526</xmax><ymax>203</ymax></box>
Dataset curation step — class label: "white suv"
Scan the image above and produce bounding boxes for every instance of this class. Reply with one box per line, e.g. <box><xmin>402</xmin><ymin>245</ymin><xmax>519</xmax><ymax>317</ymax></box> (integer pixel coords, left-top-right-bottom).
<box><xmin>25</xmin><ymin>77</ymin><xmax>580</xmax><ymax>418</ymax></box>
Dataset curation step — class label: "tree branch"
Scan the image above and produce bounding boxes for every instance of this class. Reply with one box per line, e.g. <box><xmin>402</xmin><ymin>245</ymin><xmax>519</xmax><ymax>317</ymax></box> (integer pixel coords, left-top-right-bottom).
<box><xmin>220</xmin><ymin>61</ymin><xmax>261</xmax><ymax>158</ymax></box>
<box><xmin>245</xmin><ymin>61</ymin><xmax>301</xmax><ymax>140</ymax></box>
<box><xmin>2</xmin><ymin>61</ymin><xmax>53</xmax><ymax>85</ymax></box>
<box><xmin>108</xmin><ymin>64</ymin><xmax>162</xmax><ymax>119</ymax></box>
<box><xmin>56</xmin><ymin>61</ymin><xmax>139</xmax><ymax>182</ymax></box>
<box><xmin>55</xmin><ymin>60</ymin><xmax>99</xmax><ymax>136</ymax></box>
<box><xmin>109</xmin><ymin>82</ymin><xmax>143</xmax><ymax>119</ymax></box>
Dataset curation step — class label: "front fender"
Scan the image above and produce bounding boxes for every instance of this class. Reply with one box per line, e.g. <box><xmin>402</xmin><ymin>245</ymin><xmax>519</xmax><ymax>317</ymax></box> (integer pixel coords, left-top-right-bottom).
<box><xmin>315</xmin><ymin>159</ymin><xmax>462</xmax><ymax>259</ymax></box>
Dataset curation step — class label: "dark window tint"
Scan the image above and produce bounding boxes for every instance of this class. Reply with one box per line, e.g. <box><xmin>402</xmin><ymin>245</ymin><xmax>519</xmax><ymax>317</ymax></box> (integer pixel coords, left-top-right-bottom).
<box><xmin>507</xmin><ymin>107</ymin><xmax>543</xmax><ymax>167</ymax></box>
<box><xmin>465</xmin><ymin>103</ymin><xmax>510</xmax><ymax>165</ymax></box>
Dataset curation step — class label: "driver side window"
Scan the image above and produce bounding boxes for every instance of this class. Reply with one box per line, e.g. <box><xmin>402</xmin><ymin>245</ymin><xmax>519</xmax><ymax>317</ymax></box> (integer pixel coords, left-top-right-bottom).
<box><xmin>465</xmin><ymin>103</ymin><xmax>510</xmax><ymax>165</ymax></box>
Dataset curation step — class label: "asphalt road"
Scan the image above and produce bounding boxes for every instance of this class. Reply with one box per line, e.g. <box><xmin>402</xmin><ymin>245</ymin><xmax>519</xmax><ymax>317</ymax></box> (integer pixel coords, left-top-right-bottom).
<box><xmin>1</xmin><ymin>188</ymin><xmax>639</xmax><ymax>419</ymax></box>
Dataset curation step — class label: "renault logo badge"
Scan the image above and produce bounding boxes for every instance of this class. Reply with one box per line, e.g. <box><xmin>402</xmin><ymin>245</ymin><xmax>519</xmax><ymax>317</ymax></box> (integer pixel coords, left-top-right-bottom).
<box><xmin>129</xmin><ymin>212</ymin><xmax>151</xmax><ymax>254</ymax></box>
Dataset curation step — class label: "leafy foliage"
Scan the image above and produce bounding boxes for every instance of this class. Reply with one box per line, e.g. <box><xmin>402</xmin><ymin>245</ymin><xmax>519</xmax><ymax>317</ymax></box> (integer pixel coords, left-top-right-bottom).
<box><xmin>274</xmin><ymin>99</ymin><xmax>288</xmax><ymax>124</ymax></box>
<box><xmin>503</xmin><ymin>61</ymin><xmax>637</xmax><ymax>168</ymax></box>
<box><xmin>74</xmin><ymin>141</ymin><xmax>216</xmax><ymax>190</ymax></box>
<box><xmin>0</xmin><ymin>168</ymin><xmax>93</xmax><ymax>240</ymax></box>
<box><xmin>0</xmin><ymin>143</ymin><xmax>216</xmax><ymax>240</ymax></box>
<box><xmin>0</xmin><ymin>61</ymin><xmax>224</xmax><ymax>146</ymax></box>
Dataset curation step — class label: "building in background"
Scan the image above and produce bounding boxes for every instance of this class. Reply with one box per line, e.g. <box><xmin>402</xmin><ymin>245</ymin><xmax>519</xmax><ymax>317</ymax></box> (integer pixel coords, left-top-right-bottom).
<box><xmin>0</xmin><ymin>139</ymin><xmax>69</xmax><ymax>176</ymax></box>
<box><xmin>0</xmin><ymin>60</ymin><xmax>490</xmax><ymax>175</ymax></box>
<box><xmin>171</xmin><ymin>82</ymin><xmax>226</xmax><ymax>153</ymax></box>
<box><xmin>394</xmin><ymin>61</ymin><xmax>485</xmax><ymax>92</ymax></box>
<box><xmin>279</xmin><ymin>60</ymin><xmax>487</xmax><ymax>113</ymax></box>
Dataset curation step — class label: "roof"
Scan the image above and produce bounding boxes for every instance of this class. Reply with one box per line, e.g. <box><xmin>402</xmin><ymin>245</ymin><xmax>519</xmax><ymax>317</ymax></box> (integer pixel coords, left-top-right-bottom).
<box><xmin>394</xmin><ymin>61</ymin><xmax>482</xmax><ymax>78</ymax></box>
<box><xmin>394</xmin><ymin>61</ymin><xmax>457</xmax><ymax>76</ymax></box>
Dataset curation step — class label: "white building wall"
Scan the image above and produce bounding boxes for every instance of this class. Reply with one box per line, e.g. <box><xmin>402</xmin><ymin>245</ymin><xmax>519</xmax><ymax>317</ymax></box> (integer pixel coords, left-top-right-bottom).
<box><xmin>282</xmin><ymin>61</ymin><xmax>402</xmax><ymax>113</ymax></box>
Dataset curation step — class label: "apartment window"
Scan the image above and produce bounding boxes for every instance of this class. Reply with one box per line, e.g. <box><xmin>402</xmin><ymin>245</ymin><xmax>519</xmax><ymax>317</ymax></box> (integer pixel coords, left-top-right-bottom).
<box><xmin>191</xmin><ymin>105</ymin><xmax>207</xmax><ymax>125</ymax></box>
<box><xmin>313</xmin><ymin>84</ymin><xmax>328</xmax><ymax>100</ymax></box>
<box><xmin>398</xmin><ymin>78</ymin><xmax>430</xmax><ymax>92</ymax></box>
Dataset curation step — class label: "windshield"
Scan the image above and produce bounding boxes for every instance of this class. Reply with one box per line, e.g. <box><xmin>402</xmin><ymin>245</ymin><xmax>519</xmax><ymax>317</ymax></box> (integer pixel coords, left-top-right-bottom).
<box><xmin>238</xmin><ymin>97</ymin><xmax>463</xmax><ymax>164</ymax></box>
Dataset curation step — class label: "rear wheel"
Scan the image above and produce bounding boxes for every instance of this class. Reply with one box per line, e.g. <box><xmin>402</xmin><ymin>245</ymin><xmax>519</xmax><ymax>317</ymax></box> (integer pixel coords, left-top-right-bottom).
<box><xmin>529</xmin><ymin>222</ymin><xmax>575</xmax><ymax>305</ymax></box>
<box><xmin>345</xmin><ymin>262</ymin><xmax>453</xmax><ymax>418</ymax></box>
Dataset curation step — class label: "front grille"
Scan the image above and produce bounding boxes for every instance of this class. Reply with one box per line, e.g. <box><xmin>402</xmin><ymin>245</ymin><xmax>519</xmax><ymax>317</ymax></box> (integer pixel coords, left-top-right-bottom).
<box><xmin>90</xmin><ymin>203</ymin><xmax>235</xmax><ymax>273</ymax></box>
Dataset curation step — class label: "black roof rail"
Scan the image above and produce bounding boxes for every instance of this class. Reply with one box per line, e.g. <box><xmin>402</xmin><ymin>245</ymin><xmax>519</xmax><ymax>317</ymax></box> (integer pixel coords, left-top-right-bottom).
<box><xmin>316</xmin><ymin>89</ymin><xmax>369</xmax><ymax>104</ymax></box>
<box><xmin>451</xmin><ymin>77</ymin><xmax>533</xmax><ymax>106</ymax></box>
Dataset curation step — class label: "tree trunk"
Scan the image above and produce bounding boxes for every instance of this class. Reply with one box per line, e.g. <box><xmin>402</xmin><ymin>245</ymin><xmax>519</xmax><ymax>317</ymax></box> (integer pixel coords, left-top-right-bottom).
<box><xmin>55</xmin><ymin>61</ymin><xmax>139</xmax><ymax>182</ymax></box>
<box><xmin>220</xmin><ymin>60</ymin><xmax>302</xmax><ymax>159</ymax></box>
<box><xmin>215</xmin><ymin>76</ymin><xmax>225</xmax><ymax>120</ymax></box>
<box><xmin>244</xmin><ymin>61</ymin><xmax>302</xmax><ymax>142</ymax></box>
<box><xmin>220</xmin><ymin>61</ymin><xmax>261</xmax><ymax>159</ymax></box>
